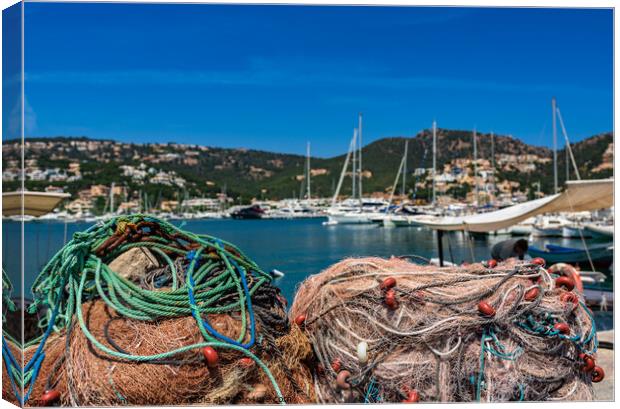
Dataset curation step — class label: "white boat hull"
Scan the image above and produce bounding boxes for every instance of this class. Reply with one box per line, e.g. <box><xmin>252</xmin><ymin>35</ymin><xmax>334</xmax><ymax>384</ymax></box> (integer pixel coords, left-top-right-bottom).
<box><xmin>327</xmin><ymin>214</ymin><xmax>374</xmax><ymax>225</ymax></box>
<box><xmin>531</xmin><ymin>227</ymin><xmax>563</xmax><ymax>237</ymax></box>
<box><xmin>510</xmin><ymin>225</ymin><xmax>533</xmax><ymax>236</ymax></box>
<box><xmin>562</xmin><ymin>226</ymin><xmax>592</xmax><ymax>239</ymax></box>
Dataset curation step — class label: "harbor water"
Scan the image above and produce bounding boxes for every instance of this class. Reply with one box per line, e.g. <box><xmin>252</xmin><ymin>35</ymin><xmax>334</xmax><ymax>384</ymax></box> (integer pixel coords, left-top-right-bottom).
<box><xmin>2</xmin><ymin>217</ymin><xmax>613</xmax><ymax>329</ymax></box>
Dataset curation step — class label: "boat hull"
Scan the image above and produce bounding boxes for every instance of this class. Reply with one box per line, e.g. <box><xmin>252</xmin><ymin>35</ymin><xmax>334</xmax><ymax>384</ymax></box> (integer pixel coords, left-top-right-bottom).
<box><xmin>528</xmin><ymin>244</ymin><xmax>613</xmax><ymax>267</ymax></box>
<box><xmin>327</xmin><ymin>214</ymin><xmax>374</xmax><ymax>225</ymax></box>
<box><xmin>531</xmin><ymin>227</ymin><xmax>563</xmax><ymax>237</ymax></box>
<box><xmin>562</xmin><ymin>226</ymin><xmax>592</xmax><ymax>239</ymax></box>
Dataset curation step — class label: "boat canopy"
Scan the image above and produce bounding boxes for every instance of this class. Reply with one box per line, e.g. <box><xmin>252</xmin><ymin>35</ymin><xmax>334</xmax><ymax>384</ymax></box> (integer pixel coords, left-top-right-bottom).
<box><xmin>411</xmin><ymin>179</ymin><xmax>613</xmax><ymax>233</ymax></box>
<box><xmin>2</xmin><ymin>191</ymin><xmax>71</xmax><ymax>216</ymax></box>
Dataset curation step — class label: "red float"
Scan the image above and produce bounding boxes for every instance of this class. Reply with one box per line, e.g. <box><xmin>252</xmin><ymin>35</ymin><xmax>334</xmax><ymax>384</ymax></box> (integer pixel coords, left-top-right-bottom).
<box><xmin>524</xmin><ymin>287</ymin><xmax>539</xmax><ymax>301</ymax></box>
<box><xmin>240</xmin><ymin>357</ymin><xmax>255</xmax><ymax>367</ymax></box>
<box><xmin>202</xmin><ymin>346</ymin><xmax>219</xmax><ymax>368</ymax></box>
<box><xmin>477</xmin><ymin>301</ymin><xmax>496</xmax><ymax>317</ymax></box>
<box><xmin>560</xmin><ymin>292</ymin><xmax>579</xmax><ymax>306</ymax></box>
<box><xmin>592</xmin><ymin>366</ymin><xmax>605</xmax><ymax>382</ymax></box>
<box><xmin>581</xmin><ymin>356</ymin><xmax>595</xmax><ymax>373</ymax></box>
<box><xmin>402</xmin><ymin>390</ymin><xmax>420</xmax><ymax>403</ymax></box>
<box><xmin>487</xmin><ymin>259</ymin><xmax>498</xmax><ymax>268</ymax></box>
<box><xmin>336</xmin><ymin>370</ymin><xmax>352</xmax><ymax>389</ymax></box>
<box><xmin>555</xmin><ymin>276</ymin><xmax>575</xmax><ymax>291</ymax></box>
<box><xmin>40</xmin><ymin>390</ymin><xmax>61</xmax><ymax>406</ymax></box>
<box><xmin>294</xmin><ymin>314</ymin><xmax>306</xmax><ymax>326</ymax></box>
<box><xmin>331</xmin><ymin>358</ymin><xmax>341</xmax><ymax>372</ymax></box>
<box><xmin>380</xmin><ymin>277</ymin><xmax>397</xmax><ymax>290</ymax></box>
<box><xmin>385</xmin><ymin>289</ymin><xmax>399</xmax><ymax>310</ymax></box>
<box><xmin>532</xmin><ymin>257</ymin><xmax>546</xmax><ymax>266</ymax></box>
<box><xmin>553</xmin><ymin>322</ymin><xmax>570</xmax><ymax>335</ymax></box>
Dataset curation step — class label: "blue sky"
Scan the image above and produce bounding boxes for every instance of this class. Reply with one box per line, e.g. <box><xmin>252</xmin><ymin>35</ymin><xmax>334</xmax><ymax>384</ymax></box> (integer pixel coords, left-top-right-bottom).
<box><xmin>16</xmin><ymin>3</ymin><xmax>614</xmax><ymax>156</ymax></box>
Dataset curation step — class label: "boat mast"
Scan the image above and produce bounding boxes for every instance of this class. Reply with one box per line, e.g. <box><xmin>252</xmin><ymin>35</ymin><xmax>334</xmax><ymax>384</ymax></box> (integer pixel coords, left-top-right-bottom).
<box><xmin>491</xmin><ymin>131</ymin><xmax>496</xmax><ymax>202</ymax></box>
<box><xmin>556</xmin><ymin>106</ymin><xmax>581</xmax><ymax>180</ymax></box>
<box><xmin>432</xmin><ymin>120</ymin><xmax>437</xmax><ymax>204</ymax></box>
<box><xmin>552</xmin><ymin>97</ymin><xmax>558</xmax><ymax>193</ymax></box>
<box><xmin>331</xmin><ymin>131</ymin><xmax>356</xmax><ymax>208</ymax></box>
<box><xmin>358</xmin><ymin>113</ymin><xmax>363</xmax><ymax>201</ymax></box>
<box><xmin>352</xmin><ymin>129</ymin><xmax>357</xmax><ymax>200</ymax></box>
<box><xmin>306</xmin><ymin>141</ymin><xmax>311</xmax><ymax>200</ymax></box>
<box><xmin>402</xmin><ymin>139</ymin><xmax>408</xmax><ymax>196</ymax></box>
<box><xmin>473</xmin><ymin>128</ymin><xmax>479</xmax><ymax>206</ymax></box>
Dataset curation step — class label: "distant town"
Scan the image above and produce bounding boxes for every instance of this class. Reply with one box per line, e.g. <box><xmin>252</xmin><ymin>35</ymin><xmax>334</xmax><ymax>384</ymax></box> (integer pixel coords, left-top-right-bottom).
<box><xmin>2</xmin><ymin>130</ymin><xmax>613</xmax><ymax>216</ymax></box>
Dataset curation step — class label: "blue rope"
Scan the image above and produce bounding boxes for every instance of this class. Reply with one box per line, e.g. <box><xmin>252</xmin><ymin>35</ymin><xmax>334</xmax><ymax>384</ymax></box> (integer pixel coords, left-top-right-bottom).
<box><xmin>186</xmin><ymin>242</ymin><xmax>256</xmax><ymax>349</ymax></box>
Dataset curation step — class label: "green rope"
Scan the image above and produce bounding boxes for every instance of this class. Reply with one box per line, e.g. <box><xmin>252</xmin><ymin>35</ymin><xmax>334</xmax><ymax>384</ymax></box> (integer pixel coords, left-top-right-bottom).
<box><xmin>4</xmin><ymin>214</ymin><xmax>285</xmax><ymax>404</ymax></box>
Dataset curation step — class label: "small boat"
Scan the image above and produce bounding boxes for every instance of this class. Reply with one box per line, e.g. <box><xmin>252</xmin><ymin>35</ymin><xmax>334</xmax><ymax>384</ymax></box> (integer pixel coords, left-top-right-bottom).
<box><xmin>230</xmin><ymin>205</ymin><xmax>265</xmax><ymax>220</ymax></box>
<box><xmin>510</xmin><ymin>217</ymin><xmax>535</xmax><ymax>236</ymax></box>
<box><xmin>528</xmin><ymin>243</ymin><xmax>613</xmax><ymax>267</ymax></box>
<box><xmin>562</xmin><ymin>225</ymin><xmax>592</xmax><ymax>239</ymax></box>
<box><xmin>584</xmin><ymin>223</ymin><xmax>613</xmax><ymax>239</ymax></box>
<box><xmin>531</xmin><ymin>216</ymin><xmax>568</xmax><ymax>237</ymax></box>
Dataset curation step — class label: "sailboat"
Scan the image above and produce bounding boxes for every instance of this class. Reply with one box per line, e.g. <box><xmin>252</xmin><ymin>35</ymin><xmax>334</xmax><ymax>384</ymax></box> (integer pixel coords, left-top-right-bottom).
<box><xmin>325</xmin><ymin>114</ymin><xmax>385</xmax><ymax>225</ymax></box>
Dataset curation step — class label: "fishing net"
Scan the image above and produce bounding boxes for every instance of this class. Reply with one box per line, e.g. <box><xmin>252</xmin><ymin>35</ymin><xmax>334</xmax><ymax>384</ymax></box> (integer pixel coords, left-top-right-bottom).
<box><xmin>2</xmin><ymin>215</ymin><xmax>314</xmax><ymax>406</ymax></box>
<box><xmin>290</xmin><ymin>256</ymin><xmax>601</xmax><ymax>403</ymax></box>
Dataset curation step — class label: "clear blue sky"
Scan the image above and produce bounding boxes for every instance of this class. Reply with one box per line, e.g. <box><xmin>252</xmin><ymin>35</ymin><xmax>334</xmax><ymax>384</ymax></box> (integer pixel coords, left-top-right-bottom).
<box><xmin>18</xmin><ymin>3</ymin><xmax>613</xmax><ymax>157</ymax></box>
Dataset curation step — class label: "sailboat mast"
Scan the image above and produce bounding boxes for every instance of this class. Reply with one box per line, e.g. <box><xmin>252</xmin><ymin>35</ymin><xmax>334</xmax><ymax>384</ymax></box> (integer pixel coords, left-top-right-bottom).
<box><xmin>473</xmin><ymin>128</ymin><xmax>479</xmax><ymax>205</ymax></box>
<box><xmin>552</xmin><ymin>97</ymin><xmax>558</xmax><ymax>193</ymax></box>
<box><xmin>358</xmin><ymin>113</ymin><xmax>363</xmax><ymax>200</ymax></box>
<box><xmin>306</xmin><ymin>142</ymin><xmax>311</xmax><ymax>200</ymax></box>
<box><xmin>352</xmin><ymin>129</ymin><xmax>357</xmax><ymax>199</ymax></box>
<box><xmin>432</xmin><ymin>120</ymin><xmax>437</xmax><ymax>204</ymax></box>
<box><xmin>331</xmin><ymin>131</ymin><xmax>356</xmax><ymax>208</ymax></box>
<box><xmin>402</xmin><ymin>139</ymin><xmax>408</xmax><ymax>196</ymax></box>
<box><xmin>491</xmin><ymin>131</ymin><xmax>496</xmax><ymax>200</ymax></box>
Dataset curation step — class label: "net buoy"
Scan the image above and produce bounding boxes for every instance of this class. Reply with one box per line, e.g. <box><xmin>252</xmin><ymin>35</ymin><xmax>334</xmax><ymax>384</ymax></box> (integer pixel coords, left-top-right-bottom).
<box><xmin>336</xmin><ymin>370</ymin><xmax>351</xmax><ymax>389</ymax></box>
<box><xmin>40</xmin><ymin>390</ymin><xmax>60</xmax><ymax>406</ymax></box>
<box><xmin>592</xmin><ymin>366</ymin><xmax>605</xmax><ymax>382</ymax></box>
<box><xmin>202</xmin><ymin>346</ymin><xmax>219</xmax><ymax>368</ymax></box>
<box><xmin>385</xmin><ymin>289</ymin><xmax>399</xmax><ymax>310</ymax></box>
<box><xmin>581</xmin><ymin>355</ymin><xmax>595</xmax><ymax>373</ymax></box>
<box><xmin>477</xmin><ymin>301</ymin><xmax>495</xmax><ymax>317</ymax></box>
<box><xmin>553</xmin><ymin>322</ymin><xmax>570</xmax><ymax>335</ymax></box>
<box><xmin>532</xmin><ymin>257</ymin><xmax>546</xmax><ymax>266</ymax></box>
<box><xmin>486</xmin><ymin>259</ymin><xmax>498</xmax><ymax>268</ymax></box>
<box><xmin>555</xmin><ymin>276</ymin><xmax>575</xmax><ymax>291</ymax></box>
<box><xmin>402</xmin><ymin>390</ymin><xmax>420</xmax><ymax>403</ymax></box>
<box><xmin>524</xmin><ymin>287</ymin><xmax>540</xmax><ymax>301</ymax></box>
<box><xmin>294</xmin><ymin>314</ymin><xmax>306</xmax><ymax>326</ymax></box>
<box><xmin>357</xmin><ymin>341</ymin><xmax>368</xmax><ymax>365</ymax></box>
<box><xmin>331</xmin><ymin>358</ymin><xmax>341</xmax><ymax>372</ymax></box>
<box><xmin>560</xmin><ymin>292</ymin><xmax>579</xmax><ymax>306</ymax></box>
<box><xmin>380</xmin><ymin>277</ymin><xmax>397</xmax><ymax>290</ymax></box>
<box><xmin>239</xmin><ymin>357</ymin><xmax>254</xmax><ymax>368</ymax></box>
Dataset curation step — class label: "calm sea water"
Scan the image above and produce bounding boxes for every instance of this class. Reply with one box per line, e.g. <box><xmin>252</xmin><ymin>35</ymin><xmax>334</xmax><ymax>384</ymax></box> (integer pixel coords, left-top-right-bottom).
<box><xmin>2</xmin><ymin>218</ymin><xmax>612</xmax><ymax>328</ymax></box>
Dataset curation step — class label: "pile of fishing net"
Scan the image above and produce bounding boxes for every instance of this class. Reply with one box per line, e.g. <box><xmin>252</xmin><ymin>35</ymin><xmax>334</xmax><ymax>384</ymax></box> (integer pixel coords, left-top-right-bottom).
<box><xmin>2</xmin><ymin>215</ymin><xmax>314</xmax><ymax>406</ymax></box>
<box><xmin>289</xmin><ymin>256</ymin><xmax>603</xmax><ymax>403</ymax></box>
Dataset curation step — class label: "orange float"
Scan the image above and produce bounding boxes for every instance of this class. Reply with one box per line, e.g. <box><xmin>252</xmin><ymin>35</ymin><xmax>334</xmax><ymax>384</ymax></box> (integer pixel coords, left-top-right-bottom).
<box><xmin>202</xmin><ymin>346</ymin><xmax>219</xmax><ymax>368</ymax></box>
<box><xmin>402</xmin><ymin>390</ymin><xmax>420</xmax><ymax>403</ymax></box>
<box><xmin>385</xmin><ymin>288</ymin><xmax>399</xmax><ymax>310</ymax></box>
<box><xmin>336</xmin><ymin>370</ymin><xmax>351</xmax><ymax>389</ymax></box>
<box><xmin>380</xmin><ymin>277</ymin><xmax>397</xmax><ymax>290</ymax></box>
<box><xmin>591</xmin><ymin>366</ymin><xmax>605</xmax><ymax>382</ymax></box>
<box><xmin>294</xmin><ymin>314</ymin><xmax>306</xmax><ymax>326</ymax></box>
<box><xmin>40</xmin><ymin>390</ymin><xmax>61</xmax><ymax>406</ymax></box>
<box><xmin>524</xmin><ymin>287</ymin><xmax>540</xmax><ymax>301</ymax></box>
<box><xmin>549</xmin><ymin>263</ymin><xmax>583</xmax><ymax>293</ymax></box>
<box><xmin>553</xmin><ymin>322</ymin><xmax>570</xmax><ymax>335</ymax></box>
<box><xmin>477</xmin><ymin>301</ymin><xmax>496</xmax><ymax>317</ymax></box>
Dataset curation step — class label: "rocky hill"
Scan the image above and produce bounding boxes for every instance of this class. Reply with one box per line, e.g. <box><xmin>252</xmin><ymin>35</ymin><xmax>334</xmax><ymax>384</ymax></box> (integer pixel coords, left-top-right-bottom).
<box><xmin>2</xmin><ymin>130</ymin><xmax>613</xmax><ymax>203</ymax></box>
